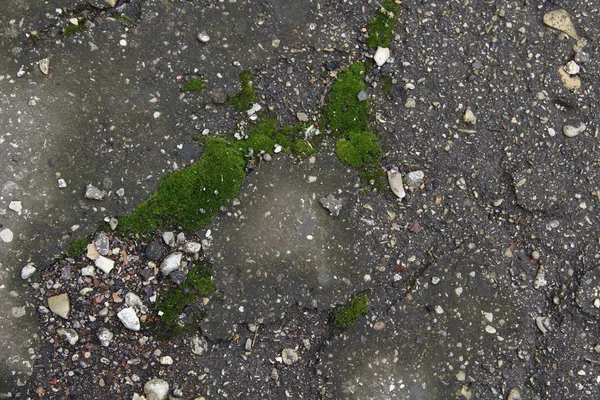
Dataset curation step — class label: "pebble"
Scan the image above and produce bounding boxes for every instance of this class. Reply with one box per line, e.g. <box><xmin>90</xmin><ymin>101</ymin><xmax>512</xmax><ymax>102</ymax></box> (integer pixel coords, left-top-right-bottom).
<box><xmin>387</xmin><ymin>169</ymin><xmax>406</xmax><ymax>199</ymax></box>
<box><xmin>95</xmin><ymin>255</ymin><xmax>115</xmax><ymax>274</ymax></box>
<box><xmin>557</xmin><ymin>67</ymin><xmax>581</xmax><ymax>90</ymax></box>
<box><xmin>176</xmin><ymin>232</ymin><xmax>186</xmax><ymax>244</ymax></box>
<box><xmin>39</xmin><ymin>58</ymin><xmax>50</xmax><ymax>75</ymax></box>
<box><xmin>507</xmin><ymin>388</ymin><xmax>522</xmax><ymax>400</ymax></box>
<box><xmin>404</xmin><ymin>170</ymin><xmax>424</xmax><ymax>189</ymax></box>
<box><xmin>357</xmin><ymin>90</ymin><xmax>368</xmax><ymax>102</ymax></box>
<box><xmin>191</xmin><ymin>334</ymin><xmax>208</xmax><ymax>356</ymax></box>
<box><xmin>543</xmin><ymin>9</ymin><xmax>578</xmax><ymax>40</ymax></box>
<box><xmin>0</xmin><ymin>228</ymin><xmax>14</xmax><ymax>243</ymax></box>
<box><xmin>247</xmin><ymin>103</ymin><xmax>262</xmax><ymax>116</ymax></box>
<box><xmin>85</xmin><ymin>184</ymin><xmax>107</xmax><ymax>200</ymax></box>
<box><xmin>116</xmin><ymin>188</ymin><xmax>125</xmax><ymax>197</ymax></box>
<box><xmin>125</xmin><ymin>292</ymin><xmax>143</xmax><ymax>308</ymax></box>
<box><xmin>48</xmin><ymin>293</ymin><xmax>70</xmax><ymax>319</ymax></box>
<box><xmin>296</xmin><ymin>112</ymin><xmax>309</xmax><ymax>122</ymax></box>
<box><xmin>463</xmin><ymin>107</ymin><xmax>477</xmax><ymax>125</ymax></box>
<box><xmin>145</xmin><ymin>242</ymin><xmax>163</xmax><ymax>261</ymax></box>
<box><xmin>8</xmin><ymin>201</ymin><xmax>22</xmax><ymax>215</ymax></box>
<box><xmin>159</xmin><ymin>356</ymin><xmax>173</xmax><ymax>365</ymax></box>
<box><xmin>162</xmin><ymin>232</ymin><xmax>176</xmax><ymax>247</ymax></box>
<box><xmin>373</xmin><ymin>47</ymin><xmax>390</xmax><ymax>66</ymax></box>
<box><xmin>245</xmin><ymin>338</ymin><xmax>252</xmax><ymax>351</ymax></box>
<box><xmin>58</xmin><ymin>178</ymin><xmax>67</xmax><ymax>188</ymax></box>
<box><xmin>21</xmin><ymin>263</ymin><xmax>36</xmax><ymax>279</ymax></box>
<box><xmin>184</xmin><ymin>242</ymin><xmax>202</xmax><ymax>254</ymax></box>
<box><xmin>564</xmin><ymin>60</ymin><xmax>580</xmax><ymax>75</ymax></box>
<box><xmin>456</xmin><ymin>370</ymin><xmax>466</xmax><ymax>381</ymax></box>
<box><xmin>197</xmin><ymin>32</ymin><xmax>210</xmax><ymax>43</ymax></box>
<box><xmin>404</xmin><ymin>97</ymin><xmax>416</xmax><ymax>108</ymax></box>
<box><xmin>563</xmin><ymin>121</ymin><xmax>586</xmax><ymax>137</ymax></box>
<box><xmin>319</xmin><ymin>194</ymin><xmax>343</xmax><ymax>216</ymax></box>
<box><xmin>117</xmin><ymin>307</ymin><xmax>140</xmax><ymax>331</ymax></box>
<box><xmin>144</xmin><ymin>378</ymin><xmax>170</xmax><ymax>400</ymax></box>
<box><xmin>97</xmin><ymin>327</ymin><xmax>114</xmax><ymax>347</ymax></box>
<box><xmin>94</xmin><ymin>233</ymin><xmax>110</xmax><ymax>255</ymax></box>
<box><xmin>57</xmin><ymin>328</ymin><xmax>79</xmax><ymax>345</ymax></box>
<box><xmin>533</xmin><ymin>267</ymin><xmax>547</xmax><ymax>289</ymax></box>
<box><xmin>281</xmin><ymin>348</ymin><xmax>299</xmax><ymax>365</ymax></box>
<box><xmin>86</xmin><ymin>243</ymin><xmax>100</xmax><ymax>260</ymax></box>
<box><xmin>263</xmin><ymin>153</ymin><xmax>272</xmax><ymax>162</ymax></box>
<box><xmin>161</xmin><ymin>252</ymin><xmax>183</xmax><ymax>276</ymax></box>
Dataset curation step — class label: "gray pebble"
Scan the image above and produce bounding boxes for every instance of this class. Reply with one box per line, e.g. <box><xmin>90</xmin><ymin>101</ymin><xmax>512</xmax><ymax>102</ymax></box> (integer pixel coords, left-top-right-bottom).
<box><xmin>357</xmin><ymin>90</ymin><xmax>368</xmax><ymax>102</ymax></box>
<box><xmin>563</xmin><ymin>121</ymin><xmax>586</xmax><ymax>137</ymax></box>
<box><xmin>281</xmin><ymin>348</ymin><xmax>298</xmax><ymax>365</ymax></box>
<box><xmin>145</xmin><ymin>242</ymin><xmax>163</xmax><ymax>261</ymax></box>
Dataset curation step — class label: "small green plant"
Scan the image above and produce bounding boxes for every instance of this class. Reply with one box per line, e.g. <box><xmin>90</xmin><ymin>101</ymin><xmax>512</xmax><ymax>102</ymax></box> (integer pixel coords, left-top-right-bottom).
<box><xmin>381</xmin><ymin>76</ymin><xmax>393</xmax><ymax>98</ymax></box>
<box><xmin>180</xmin><ymin>77</ymin><xmax>205</xmax><ymax>93</ymax></box>
<box><xmin>366</xmin><ymin>1</ymin><xmax>399</xmax><ymax>49</ymax></box>
<box><xmin>334</xmin><ymin>294</ymin><xmax>369</xmax><ymax>328</ymax></box>
<box><xmin>66</xmin><ymin>238</ymin><xmax>88</xmax><ymax>258</ymax></box>
<box><xmin>117</xmin><ymin>137</ymin><xmax>245</xmax><ymax>233</ymax></box>
<box><xmin>324</xmin><ymin>62</ymin><xmax>370</xmax><ymax>136</ymax></box>
<box><xmin>227</xmin><ymin>71</ymin><xmax>257</xmax><ymax>113</ymax></box>
<box><xmin>62</xmin><ymin>21</ymin><xmax>87</xmax><ymax>37</ymax></box>
<box><xmin>112</xmin><ymin>13</ymin><xmax>137</xmax><ymax>27</ymax></box>
<box><xmin>153</xmin><ymin>262</ymin><xmax>216</xmax><ymax>339</ymax></box>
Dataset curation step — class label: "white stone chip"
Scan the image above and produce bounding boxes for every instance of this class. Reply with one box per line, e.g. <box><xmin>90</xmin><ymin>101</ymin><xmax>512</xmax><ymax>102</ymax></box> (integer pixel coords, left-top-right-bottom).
<box><xmin>160</xmin><ymin>252</ymin><xmax>183</xmax><ymax>276</ymax></box>
<box><xmin>387</xmin><ymin>169</ymin><xmax>406</xmax><ymax>199</ymax></box>
<box><xmin>117</xmin><ymin>307</ymin><xmax>140</xmax><ymax>331</ymax></box>
<box><xmin>144</xmin><ymin>378</ymin><xmax>169</xmax><ymax>400</ymax></box>
<box><xmin>374</xmin><ymin>47</ymin><xmax>390</xmax><ymax>66</ymax></box>
<box><xmin>95</xmin><ymin>255</ymin><xmax>115</xmax><ymax>274</ymax></box>
<box><xmin>8</xmin><ymin>201</ymin><xmax>22</xmax><ymax>215</ymax></box>
<box><xmin>20</xmin><ymin>263</ymin><xmax>36</xmax><ymax>279</ymax></box>
<box><xmin>0</xmin><ymin>228</ymin><xmax>14</xmax><ymax>243</ymax></box>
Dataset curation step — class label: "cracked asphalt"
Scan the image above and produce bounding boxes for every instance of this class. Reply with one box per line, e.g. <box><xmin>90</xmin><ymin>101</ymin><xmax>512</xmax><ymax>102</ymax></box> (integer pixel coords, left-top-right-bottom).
<box><xmin>1</xmin><ymin>0</ymin><xmax>599</xmax><ymax>399</ymax></box>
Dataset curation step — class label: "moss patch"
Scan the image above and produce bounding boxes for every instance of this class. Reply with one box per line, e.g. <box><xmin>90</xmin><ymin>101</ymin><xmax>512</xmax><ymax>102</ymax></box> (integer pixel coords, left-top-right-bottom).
<box><xmin>366</xmin><ymin>1</ymin><xmax>400</xmax><ymax>49</ymax></box>
<box><xmin>66</xmin><ymin>237</ymin><xmax>88</xmax><ymax>258</ymax></box>
<box><xmin>62</xmin><ymin>22</ymin><xmax>87</xmax><ymax>37</ymax></box>
<box><xmin>335</xmin><ymin>131</ymin><xmax>381</xmax><ymax>170</ymax></box>
<box><xmin>180</xmin><ymin>77</ymin><xmax>205</xmax><ymax>93</ymax></box>
<box><xmin>153</xmin><ymin>261</ymin><xmax>216</xmax><ymax>339</ymax></box>
<box><xmin>117</xmin><ymin>137</ymin><xmax>245</xmax><ymax>233</ymax></box>
<box><xmin>324</xmin><ymin>62</ymin><xmax>370</xmax><ymax>136</ymax></box>
<box><xmin>334</xmin><ymin>294</ymin><xmax>369</xmax><ymax>328</ymax></box>
<box><xmin>227</xmin><ymin>71</ymin><xmax>257</xmax><ymax>113</ymax></box>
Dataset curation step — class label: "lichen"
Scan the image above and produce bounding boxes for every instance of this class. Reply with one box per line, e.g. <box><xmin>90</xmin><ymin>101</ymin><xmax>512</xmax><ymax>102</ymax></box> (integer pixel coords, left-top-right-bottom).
<box><xmin>334</xmin><ymin>294</ymin><xmax>369</xmax><ymax>328</ymax></box>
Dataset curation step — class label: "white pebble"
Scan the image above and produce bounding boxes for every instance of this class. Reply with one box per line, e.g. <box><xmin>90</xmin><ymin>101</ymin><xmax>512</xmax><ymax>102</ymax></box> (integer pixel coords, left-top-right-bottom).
<box><xmin>0</xmin><ymin>228</ymin><xmax>14</xmax><ymax>243</ymax></box>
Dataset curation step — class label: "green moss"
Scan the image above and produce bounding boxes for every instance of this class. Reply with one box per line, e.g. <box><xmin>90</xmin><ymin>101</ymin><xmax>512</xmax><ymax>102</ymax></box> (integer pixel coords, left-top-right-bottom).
<box><xmin>324</xmin><ymin>62</ymin><xmax>370</xmax><ymax>136</ymax></box>
<box><xmin>334</xmin><ymin>294</ymin><xmax>369</xmax><ymax>328</ymax></box>
<box><xmin>180</xmin><ymin>77</ymin><xmax>205</xmax><ymax>93</ymax></box>
<box><xmin>366</xmin><ymin>1</ymin><xmax>399</xmax><ymax>49</ymax></box>
<box><xmin>153</xmin><ymin>261</ymin><xmax>216</xmax><ymax>339</ymax></box>
<box><xmin>335</xmin><ymin>130</ymin><xmax>381</xmax><ymax>169</ymax></box>
<box><xmin>66</xmin><ymin>237</ymin><xmax>88</xmax><ymax>258</ymax></box>
<box><xmin>112</xmin><ymin>13</ymin><xmax>136</xmax><ymax>27</ymax></box>
<box><xmin>227</xmin><ymin>71</ymin><xmax>257</xmax><ymax>113</ymax></box>
<box><xmin>117</xmin><ymin>137</ymin><xmax>245</xmax><ymax>233</ymax></box>
<box><xmin>62</xmin><ymin>22</ymin><xmax>87</xmax><ymax>37</ymax></box>
<box><xmin>381</xmin><ymin>76</ymin><xmax>393</xmax><ymax>98</ymax></box>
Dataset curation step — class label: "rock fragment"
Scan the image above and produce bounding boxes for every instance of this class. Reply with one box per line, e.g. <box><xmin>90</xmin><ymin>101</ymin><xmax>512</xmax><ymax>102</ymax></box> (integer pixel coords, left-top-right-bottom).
<box><xmin>0</xmin><ymin>228</ymin><xmax>14</xmax><ymax>243</ymax></box>
<box><xmin>191</xmin><ymin>334</ymin><xmax>208</xmax><ymax>356</ymax></box>
<box><xmin>8</xmin><ymin>201</ymin><xmax>22</xmax><ymax>215</ymax></box>
<box><xmin>404</xmin><ymin>170</ymin><xmax>424</xmax><ymax>189</ymax></box>
<box><xmin>184</xmin><ymin>242</ymin><xmax>202</xmax><ymax>254</ymax></box>
<box><xmin>296</xmin><ymin>112</ymin><xmax>309</xmax><ymax>122</ymax></box>
<box><xmin>117</xmin><ymin>307</ymin><xmax>140</xmax><ymax>331</ymax></box>
<box><xmin>387</xmin><ymin>169</ymin><xmax>406</xmax><ymax>199</ymax></box>
<box><xmin>48</xmin><ymin>293</ymin><xmax>70</xmax><ymax>319</ymax></box>
<box><xmin>564</xmin><ymin>60</ymin><xmax>580</xmax><ymax>75</ymax></box>
<box><xmin>85</xmin><ymin>184</ymin><xmax>106</xmax><ymax>200</ymax></box>
<box><xmin>21</xmin><ymin>263</ymin><xmax>36</xmax><ymax>279</ymax></box>
<box><xmin>161</xmin><ymin>252</ymin><xmax>183</xmax><ymax>276</ymax></box>
<box><xmin>145</xmin><ymin>242</ymin><xmax>163</xmax><ymax>260</ymax></box>
<box><xmin>320</xmin><ymin>194</ymin><xmax>343</xmax><ymax>216</ymax></box>
<box><xmin>558</xmin><ymin>67</ymin><xmax>581</xmax><ymax>90</ymax></box>
<box><xmin>144</xmin><ymin>378</ymin><xmax>169</xmax><ymax>400</ymax></box>
<box><xmin>281</xmin><ymin>348</ymin><xmax>299</xmax><ymax>365</ymax></box>
<box><xmin>162</xmin><ymin>231</ymin><xmax>175</xmax><ymax>247</ymax></box>
<box><xmin>57</xmin><ymin>328</ymin><xmax>79</xmax><ymax>345</ymax></box>
<box><xmin>357</xmin><ymin>90</ymin><xmax>368</xmax><ymax>102</ymax></box>
<box><xmin>373</xmin><ymin>47</ymin><xmax>390</xmax><ymax>66</ymax></box>
<box><xmin>95</xmin><ymin>255</ymin><xmax>115</xmax><ymax>274</ymax></box>
<box><xmin>94</xmin><ymin>233</ymin><xmax>110</xmax><ymax>255</ymax></box>
<box><xmin>97</xmin><ymin>327</ymin><xmax>114</xmax><ymax>347</ymax></box>
<box><xmin>563</xmin><ymin>121</ymin><xmax>586</xmax><ymax>137</ymax></box>
<box><xmin>39</xmin><ymin>58</ymin><xmax>50</xmax><ymax>75</ymax></box>
<box><xmin>463</xmin><ymin>107</ymin><xmax>477</xmax><ymax>125</ymax></box>
<box><xmin>543</xmin><ymin>9</ymin><xmax>578</xmax><ymax>39</ymax></box>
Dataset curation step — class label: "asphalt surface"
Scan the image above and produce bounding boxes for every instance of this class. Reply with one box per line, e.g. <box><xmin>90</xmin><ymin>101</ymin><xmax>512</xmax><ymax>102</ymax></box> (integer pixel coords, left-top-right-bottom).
<box><xmin>0</xmin><ymin>0</ymin><xmax>599</xmax><ymax>399</ymax></box>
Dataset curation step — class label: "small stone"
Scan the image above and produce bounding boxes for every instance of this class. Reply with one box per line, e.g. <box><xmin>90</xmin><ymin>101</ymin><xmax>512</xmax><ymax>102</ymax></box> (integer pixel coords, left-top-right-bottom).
<box><xmin>125</xmin><ymin>292</ymin><xmax>143</xmax><ymax>308</ymax></box>
<box><xmin>162</xmin><ymin>232</ymin><xmax>176</xmax><ymax>247</ymax></box>
<box><xmin>507</xmin><ymin>388</ymin><xmax>522</xmax><ymax>400</ymax></box>
<box><xmin>533</xmin><ymin>267</ymin><xmax>547</xmax><ymax>289</ymax></box>
<box><xmin>144</xmin><ymin>378</ymin><xmax>169</xmax><ymax>400</ymax></box>
<box><xmin>116</xmin><ymin>188</ymin><xmax>125</xmax><ymax>197</ymax></box>
<box><xmin>557</xmin><ymin>67</ymin><xmax>581</xmax><ymax>90</ymax></box>
<box><xmin>404</xmin><ymin>97</ymin><xmax>416</xmax><ymax>108</ymax></box>
<box><xmin>245</xmin><ymin>338</ymin><xmax>252</xmax><ymax>351</ymax></box>
<box><xmin>94</xmin><ymin>233</ymin><xmax>110</xmax><ymax>255</ymax></box>
<box><xmin>8</xmin><ymin>201</ymin><xmax>22</xmax><ymax>215</ymax></box>
<box><xmin>161</xmin><ymin>252</ymin><xmax>183</xmax><ymax>276</ymax></box>
<box><xmin>191</xmin><ymin>334</ymin><xmax>208</xmax><ymax>356</ymax></box>
<box><xmin>169</xmin><ymin>270</ymin><xmax>188</xmax><ymax>286</ymax></box>
<box><xmin>564</xmin><ymin>60</ymin><xmax>580</xmax><ymax>75</ymax></box>
<box><xmin>263</xmin><ymin>153</ymin><xmax>272</xmax><ymax>162</ymax></box>
<box><xmin>463</xmin><ymin>107</ymin><xmax>477</xmax><ymax>125</ymax></box>
<box><xmin>485</xmin><ymin>325</ymin><xmax>497</xmax><ymax>334</ymax></box>
<box><xmin>109</xmin><ymin>217</ymin><xmax>118</xmax><ymax>231</ymax></box>
<box><xmin>57</xmin><ymin>328</ymin><xmax>79</xmax><ymax>345</ymax></box>
<box><xmin>404</xmin><ymin>170</ymin><xmax>424</xmax><ymax>189</ymax></box>
<box><xmin>319</xmin><ymin>194</ymin><xmax>343</xmax><ymax>216</ymax></box>
<box><xmin>159</xmin><ymin>356</ymin><xmax>173</xmax><ymax>365</ymax></box>
<box><xmin>563</xmin><ymin>121</ymin><xmax>586</xmax><ymax>137</ymax></box>
<box><xmin>387</xmin><ymin>169</ymin><xmax>406</xmax><ymax>199</ymax></box>
<box><xmin>176</xmin><ymin>232</ymin><xmax>186</xmax><ymax>244</ymax></box>
<box><xmin>0</xmin><ymin>228</ymin><xmax>14</xmax><ymax>243</ymax></box>
<box><xmin>81</xmin><ymin>266</ymin><xmax>95</xmax><ymax>277</ymax></box>
<box><xmin>117</xmin><ymin>307</ymin><xmax>140</xmax><ymax>331</ymax></box>
<box><xmin>274</xmin><ymin>144</ymin><xmax>282</xmax><ymax>153</ymax></box>
<box><xmin>11</xmin><ymin>306</ymin><xmax>26</xmax><ymax>318</ymax></box>
<box><xmin>20</xmin><ymin>263</ymin><xmax>36</xmax><ymax>279</ymax></box>
<box><xmin>48</xmin><ymin>293</ymin><xmax>70</xmax><ymax>319</ymax></box>
<box><xmin>373</xmin><ymin>47</ymin><xmax>390</xmax><ymax>66</ymax></box>
<box><xmin>184</xmin><ymin>242</ymin><xmax>202</xmax><ymax>254</ymax></box>
<box><xmin>456</xmin><ymin>370</ymin><xmax>466</xmax><ymax>382</ymax></box>
<box><xmin>85</xmin><ymin>184</ymin><xmax>106</xmax><ymax>200</ymax></box>
<box><xmin>58</xmin><ymin>179</ymin><xmax>67</xmax><ymax>188</ymax></box>
<box><xmin>95</xmin><ymin>255</ymin><xmax>115</xmax><ymax>274</ymax></box>
<box><xmin>296</xmin><ymin>112</ymin><xmax>309</xmax><ymax>122</ymax></box>
<box><xmin>145</xmin><ymin>242</ymin><xmax>163</xmax><ymax>261</ymax></box>
<box><xmin>39</xmin><ymin>58</ymin><xmax>50</xmax><ymax>75</ymax></box>
<box><xmin>105</xmin><ymin>0</ymin><xmax>118</xmax><ymax>7</ymax></box>
<box><xmin>543</xmin><ymin>9</ymin><xmax>578</xmax><ymax>40</ymax></box>
<box><xmin>357</xmin><ymin>90</ymin><xmax>368</xmax><ymax>102</ymax></box>
<box><xmin>197</xmin><ymin>32</ymin><xmax>210</xmax><ymax>43</ymax></box>
<box><xmin>86</xmin><ymin>243</ymin><xmax>100</xmax><ymax>260</ymax></box>
<box><xmin>535</xmin><ymin>316</ymin><xmax>549</xmax><ymax>335</ymax></box>
<box><xmin>281</xmin><ymin>348</ymin><xmax>298</xmax><ymax>365</ymax></box>
<box><xmin>247</xmin><ymin>103</ymin><xmax>262</xmax><ymax>116</ymax></box>
<box><xmin>97</xmin><ymin>327</ymin><xmax>114</xmax><ymax>347</ymax></box>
